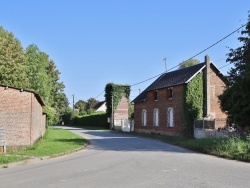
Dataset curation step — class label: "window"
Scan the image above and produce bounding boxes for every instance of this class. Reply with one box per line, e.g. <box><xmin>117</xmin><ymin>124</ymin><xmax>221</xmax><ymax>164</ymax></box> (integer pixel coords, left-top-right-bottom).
<box><xmin>167</xmin><ymin>108</ymin><xmax>174</xmax><ymax>127</ymax></box>
<box><xmin>168</xmin><ymin>87</ymin><xmax>173</xmax><ymax>99</ymax></box>
<box><xmin>142</xmin><ymin>110</ymin><xmax>147</xmax><ymax>126</ymax></box>
<box><xmin>154</xmin><ymin>90</ymin><xmax>158</xmax><ymax>101</ymax></box>
<box><xmin>154</xmin><ymin>109</ymin><xmax>159</xmax><ymax>126</ymax></box>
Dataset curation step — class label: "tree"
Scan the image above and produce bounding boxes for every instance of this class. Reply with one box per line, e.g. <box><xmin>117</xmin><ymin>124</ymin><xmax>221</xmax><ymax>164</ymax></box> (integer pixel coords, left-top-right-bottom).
<box><xmin>47</xmin><ymin>60</ymin><xmax>69</xmax><ymax>122</ymax></box>
<box><xmin>75</xmin><ymin>100</ymin><xmax>87</xmax><ymax>115</ymax></box>
<box><xmin>179</xmin><ymin>58</ymin><xmax>200</xmax><ymax>69</ymax></box>
<box><xmin>86</xmin><ymin>98</ymin><xmax>99</xmax><ymax>114</ymax></box>
<box><xmin>219</xmin><ymin>14</ymin><xmax>250</xmax><ymax>128</ymax></box>
<box><xmin>25</xmin><ymin>44</ymin><xmax>52</xmax><ymax>101</ymax></box>
<box><xmin>0</xmin><ymin>26</ymin><xmax>29</xmax><ymax>88</ymax></box>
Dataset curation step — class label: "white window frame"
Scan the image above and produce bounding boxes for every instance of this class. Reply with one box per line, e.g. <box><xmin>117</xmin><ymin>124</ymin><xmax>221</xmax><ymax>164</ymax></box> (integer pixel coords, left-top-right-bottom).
<box><xmin>167</xmin><ymin>107</ymin><xmax>174</xmax><ymax>127</ymax></box>
<box><xmin>153</xmin><ymin>109</ymin><xmax>159</xmax><ymax>126</ymax></box>
<box><xmin>142</xmin><ymin>110</ymin><xmax>147</xmax><ymax>126</ymax></box>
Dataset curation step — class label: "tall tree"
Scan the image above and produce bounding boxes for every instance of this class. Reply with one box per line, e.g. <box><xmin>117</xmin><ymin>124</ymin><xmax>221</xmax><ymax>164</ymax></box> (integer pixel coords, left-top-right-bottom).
<box><xmin>25</xmin><ymin>44</ymin><xmax>52</xmax><ymax>101</ymax></box>
<box><xmin>86</xmin><ymin>98</ymin><xmax>99</xmax><ymax>113</ymax></box>
<box><xmin>0</xmin><ymin>26</ymin><xmax>28</xmax><ymax>88</ymax></box>
<box><xmin>47</xmin><ymin>60</ymin><xmax>69</xmax><ymax>121</ymax></box>
<box><xmin>219</xmin><ymin>15</ymin><xmax>250</xmax><ymax>128</ymax></box>
<box><xmin>179</xmin><ymin>58</ymin><xmax>200</xmax><ymax>69</ymax></box>
<box><xmin>74</xmin><ymin>100</ymin><xmax>87</xmax><ymax>115</ymax></box>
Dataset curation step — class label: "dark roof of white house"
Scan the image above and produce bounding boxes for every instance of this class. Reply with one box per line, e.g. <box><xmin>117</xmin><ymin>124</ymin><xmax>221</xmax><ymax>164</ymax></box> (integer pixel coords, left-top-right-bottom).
<box><xmin>94</xmin><ymin>101</ymin><xmax>106</xmax><ymax>110</ymax></box>
<box><xmin>132</xmin><ymin>62</ymin><xmax>223</xmax><ymax>103</ymax></box>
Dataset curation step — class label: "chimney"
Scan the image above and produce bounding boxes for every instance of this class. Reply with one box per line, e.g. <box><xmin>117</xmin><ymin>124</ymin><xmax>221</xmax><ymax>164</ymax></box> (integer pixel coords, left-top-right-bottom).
<box><xmin>204</xmin><ymin>55</ymin><xmax>210</xmax><ymax>117</ymax></box>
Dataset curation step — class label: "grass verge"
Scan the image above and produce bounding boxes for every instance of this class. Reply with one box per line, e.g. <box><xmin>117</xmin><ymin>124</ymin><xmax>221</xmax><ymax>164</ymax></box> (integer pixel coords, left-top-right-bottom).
<box><xmin>133</xmin><ymin>132</ymin><xmax>250</xmax><ymax>162</ymax></box>
<box><xmin>0</xmin><ymin>127</ymin><xmax>87</xmax><ymax>165</ymax></box>
<box><xmin>0</xmin><ymin>155</ymin><xmax>28</xmax><ymax>165</ymax></box>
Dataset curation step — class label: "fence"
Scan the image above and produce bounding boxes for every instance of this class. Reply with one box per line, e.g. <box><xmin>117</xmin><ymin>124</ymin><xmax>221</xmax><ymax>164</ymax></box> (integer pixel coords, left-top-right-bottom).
<box><xmin>194</xmin><ymin>118</ymin><xmax>229</xmax><ymax>139</ymax></box>
<box><xmin>113</xmin><ymin>119</ymin><xmax>134</xmax><ymax>132</ymax></box>
<box><xmin>0</xmin><ymin>126</ymin><xmax>6</xmax><ymax>153</ymax></box>
<box><xmin>194</xmin><ymin>119</ymin><xmax>215</xmax><ymax>129</ymax></box>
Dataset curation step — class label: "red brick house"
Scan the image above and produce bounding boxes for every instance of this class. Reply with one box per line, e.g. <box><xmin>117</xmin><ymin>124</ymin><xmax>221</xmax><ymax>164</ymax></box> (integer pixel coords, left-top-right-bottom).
<box><xmin>0</xmin><ymin>84</ymin><xmax>46</xmax><ymax>149</ymax></box>
<box><xmin>132</xmin><ymin>56</ymin><xmax>227</xmax><ymax>136</ymax></box>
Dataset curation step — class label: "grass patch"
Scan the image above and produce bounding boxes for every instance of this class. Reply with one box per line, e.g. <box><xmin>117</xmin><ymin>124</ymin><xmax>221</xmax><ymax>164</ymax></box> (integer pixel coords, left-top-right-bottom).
<box><xmin>133</xmin><ymin>132</ymin><xmax>250</xmax><ymax>162</ymax></box>
<box><xmin>0</xmin><ymin>155</ymin><xmax>28</xmax><ymax>165</ymax></box>
<box><xmin>12</xmin><ymin>127</ymin><xmax>87</xmax><ymax>156</ymax></box>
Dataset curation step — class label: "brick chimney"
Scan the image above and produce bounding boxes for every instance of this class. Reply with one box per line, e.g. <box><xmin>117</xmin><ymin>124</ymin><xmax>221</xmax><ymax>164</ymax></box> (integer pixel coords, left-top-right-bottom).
<box><xmin>204</xmin><ymin>55</ymin><xmax>210</xmax><ymax>117</ymax></box>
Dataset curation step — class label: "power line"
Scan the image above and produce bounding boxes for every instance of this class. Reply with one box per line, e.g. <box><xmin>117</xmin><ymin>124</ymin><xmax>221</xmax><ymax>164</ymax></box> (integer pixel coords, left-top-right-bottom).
<box><xmin>92</xmin><ymin>22</ymin><xmax>247</xmax><ymax>98</ymax></box>
<box><xmin>95</xmin><ymin>90</ymin><xmax>105</xmax><ymax>99</ymax></box>
<box><xmin>130</xmin><ymin>22</ymin><xmax>247</xmax><ymax>87</ymax></box>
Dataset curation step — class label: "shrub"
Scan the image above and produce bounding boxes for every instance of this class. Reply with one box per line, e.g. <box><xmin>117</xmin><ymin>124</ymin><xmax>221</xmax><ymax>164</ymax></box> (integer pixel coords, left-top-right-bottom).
<box><xmin>74</xmin><ymin>112</ymin><xmax>108</xmax><ymax>127</ymax></box>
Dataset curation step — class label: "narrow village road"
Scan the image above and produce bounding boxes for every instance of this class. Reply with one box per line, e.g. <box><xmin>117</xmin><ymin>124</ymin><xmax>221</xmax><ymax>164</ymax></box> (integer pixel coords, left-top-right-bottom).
<box><xmin>0</xmin><ymin>126</ymin><xmax>250</xmax><ymax>188</ymax></box>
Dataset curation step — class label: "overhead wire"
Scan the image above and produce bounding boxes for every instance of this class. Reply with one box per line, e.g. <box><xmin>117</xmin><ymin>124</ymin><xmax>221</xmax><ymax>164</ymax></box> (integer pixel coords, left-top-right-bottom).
<box><xmin>94</xmin><ymin>22</ymin><xmax>247</xmax><ymax>99</ymax></box>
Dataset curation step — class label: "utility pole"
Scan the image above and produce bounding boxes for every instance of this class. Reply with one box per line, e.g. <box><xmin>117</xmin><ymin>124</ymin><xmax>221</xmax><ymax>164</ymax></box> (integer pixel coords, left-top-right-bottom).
<box><xmin>139</xmin><ymin>89</ymin><xmax>141</xmax><ymax>94</ymax></box>
<box><xmin>72</xmin><ymin>94</ymin><xmax>75</xmax><ymax>114</ymax></box>
<box><xmin>163</xmin><ymin>57</ymin><xmax>167</xmax><ymax>72</ymax></box>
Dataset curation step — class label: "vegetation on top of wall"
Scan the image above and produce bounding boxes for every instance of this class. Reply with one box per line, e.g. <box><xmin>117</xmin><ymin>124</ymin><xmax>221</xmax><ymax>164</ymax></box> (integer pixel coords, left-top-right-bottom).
<box><xmin>183</xmin><ymin>72</ymin><xmax>203</xmax><ymax>137</ymax></box>
<box><xmin>105</xmin><ymin>83</ymin><xmax>130</xmax><ymax>117</ymax></box>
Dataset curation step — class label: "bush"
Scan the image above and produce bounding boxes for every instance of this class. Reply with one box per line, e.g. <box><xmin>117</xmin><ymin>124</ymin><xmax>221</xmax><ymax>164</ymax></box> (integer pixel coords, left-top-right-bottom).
<box><xmin>74</xmin><ymin>112</ymin><xmax>108</xmax><ymax>127</ymax></box>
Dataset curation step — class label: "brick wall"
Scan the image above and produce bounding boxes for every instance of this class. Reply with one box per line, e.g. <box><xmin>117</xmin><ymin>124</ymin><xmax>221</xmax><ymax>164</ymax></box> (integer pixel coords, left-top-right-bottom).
<box><xmin>209</xmin><ymin>65</ymin><xmax>227</xmax><ymax>129</ymax></box>
<box><xmin>0</xmin><ymin>86</ymin><xmax>46</xmax><ymax>147</ymax></box>
<box><xmin>134</xmin><ymin>85</ymin><xmax>184</xmax><ymax>136</ymax></box>
<box><xmin>114</xmin><ymin>96</ymin><xmax>129</xmax><ymax>120</ymax></box>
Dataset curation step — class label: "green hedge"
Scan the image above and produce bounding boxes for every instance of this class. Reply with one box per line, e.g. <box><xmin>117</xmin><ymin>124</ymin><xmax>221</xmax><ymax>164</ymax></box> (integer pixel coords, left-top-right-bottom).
<box><xmin>74</xmin><ymin>112</ymin><xmax>108</xmax><ymax>127</ymax></box>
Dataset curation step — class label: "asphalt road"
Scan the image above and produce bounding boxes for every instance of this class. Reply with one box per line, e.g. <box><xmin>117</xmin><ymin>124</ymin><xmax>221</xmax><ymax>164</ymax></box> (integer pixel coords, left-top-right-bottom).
<box><xmin>0</xmin><ymin>126</ymin><xmax>250</xmax><ymax>188</ymax></box>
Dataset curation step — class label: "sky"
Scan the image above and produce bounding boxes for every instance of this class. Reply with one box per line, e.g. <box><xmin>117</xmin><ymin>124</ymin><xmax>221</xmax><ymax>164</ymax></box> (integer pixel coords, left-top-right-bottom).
<box><xmin>0</xmin><ymin>0</ymin><xmax>249</xmax><ymax>105</ymax></box>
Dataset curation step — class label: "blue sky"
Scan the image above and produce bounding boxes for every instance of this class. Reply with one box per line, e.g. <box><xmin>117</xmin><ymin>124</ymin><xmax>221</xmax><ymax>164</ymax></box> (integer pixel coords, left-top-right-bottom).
<box><xmin>0</xmin><ymin>0</ymin><xmax>249</xmax><ymax>104</ymax></box>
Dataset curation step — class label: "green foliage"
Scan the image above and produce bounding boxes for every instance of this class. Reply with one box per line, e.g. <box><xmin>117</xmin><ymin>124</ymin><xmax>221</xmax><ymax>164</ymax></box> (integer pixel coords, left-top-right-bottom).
<box><xmin>62</xmin><ymin>107</ymin><xmax>74</xmax><ymax>125</ymax></box>
<box><xmin>0</xmin><ymin>155</ymin><xmax>28</xmax><ymax>165</ymax></box>
<box><xmin>75</xmin><ymin>100</ymin><xmax>87</xmax><ymax>115</ymax></box>
<box><xmin>86</xmin><ymin>98</ymin><xmax>99</xmax><ymax>114</ymax></box>
<box><xmin>105</xmin><ymin>83</ymin><xmax>130</xmax><ymax>117</ymax></box>
<box><xmin>179</xmin><ymin>58</ymin><xmax>200</xmax><ymax>69</ymax></box>
<box><xmin>25</xmin><ymin>44</ymin><xmax>52</xmax><ymax>101</ymax></box>
<box><xmin>219</xmin><ymin>14</ymin><xmax>250</xmax><ymax>128</ymax></box>
<box><xmin>75</xmin><ymin>112</ymin><xmax>108</xmax><ymax>127</ymax></box>
<box><xmin>0</xmin><ymin>26</ymin><xmax>29</xmax><ymax>88</ymax></box>
<box><xmin>135</xmin><ymin>132</ymin><xmax>250</xmax><ymax>162</ymax></box>
<box><xmin>183</xmin><ymin>73</ymin><xmax>203</xmax><ymax>137</ymax></box>
<box><xmin>43</xmin><ymin>106</ymin><xmax>58</xmax><ymax>125</ymax></box>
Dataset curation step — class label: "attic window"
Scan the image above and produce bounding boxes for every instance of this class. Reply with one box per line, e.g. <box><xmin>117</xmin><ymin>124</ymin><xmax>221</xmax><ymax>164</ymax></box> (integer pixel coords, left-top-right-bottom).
<box><xmin>167</xmin><ymin>87</ymin><xmax>173</xmax><ymax>99</ymax></box>
<box><xmin>154</xmin><ymin>91</ymin><xmax>158</xmax><ymax>101</ymax></box>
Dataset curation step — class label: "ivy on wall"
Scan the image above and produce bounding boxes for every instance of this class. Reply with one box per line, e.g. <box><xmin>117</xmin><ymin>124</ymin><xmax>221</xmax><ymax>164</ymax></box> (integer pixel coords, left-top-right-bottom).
<box><xmin>183</xmin><ymin>72</ymin><xmax>203</xmax><ymax>137</ymax></box>
<box><xmin>105</xmin><ymin>83</ymin><xmax>130</xmax><ymax>117</ymax></box>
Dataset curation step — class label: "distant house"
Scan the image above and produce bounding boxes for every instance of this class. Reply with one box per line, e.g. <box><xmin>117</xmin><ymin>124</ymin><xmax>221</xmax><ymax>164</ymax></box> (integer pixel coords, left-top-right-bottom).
<box><xmin>132</xmin><ymin>55</ymin><xmax>227</xmax><ymax>136</ymax></box>
<box><xmin>0</xmin><ymin>84</ymin><xmax>46</xmax><ymax>150</ymax></box>
<box><xmin>94</xmin><ymin>101</ymin><xmax>106</xmax><ymax>112</ymax></box>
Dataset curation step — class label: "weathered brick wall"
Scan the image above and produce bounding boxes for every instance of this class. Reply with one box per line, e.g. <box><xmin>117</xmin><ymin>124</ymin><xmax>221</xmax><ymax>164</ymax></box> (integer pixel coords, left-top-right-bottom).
<box><xmin>209</xmin><ymin>66</ymin><xmax>227</xmax><ymax>129</ymax></box>
<box><xmin>134</xmin><ymin>85</ymin><xmax>184</xmax><ymax>136</ymax></box>
<box><xmin>114</xmin><ymin>96</ymin><xmax>129</xmax><ymax>120</ymax></box>
<box><xmin>0</xmin><ymin>86</ymin><xmax>45</xmax><ymax>147</ymax></box>
<box><xmin>31</xmin><ymin>94</ymin><xmax>46</xmax><ymax>143</ymax></box>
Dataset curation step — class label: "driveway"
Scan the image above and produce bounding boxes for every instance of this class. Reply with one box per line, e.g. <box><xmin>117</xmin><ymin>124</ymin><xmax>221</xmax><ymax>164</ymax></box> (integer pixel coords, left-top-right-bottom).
<box><xmin>0</xmin><ymin>126</ymin><xmax>250</xmax><ymax>188</ymax></box>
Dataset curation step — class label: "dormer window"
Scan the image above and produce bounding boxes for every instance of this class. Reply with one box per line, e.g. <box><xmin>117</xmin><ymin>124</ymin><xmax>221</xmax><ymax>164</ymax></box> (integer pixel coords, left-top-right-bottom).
<box><xmin>154</xmin><ymin>90</ymin><xmax>158</xmax><ymax>101</ymax></box>
<box><xmin>168</xmin><ymin>87</ymin><xmax>173</xmax><ymax>99</ymax></box>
